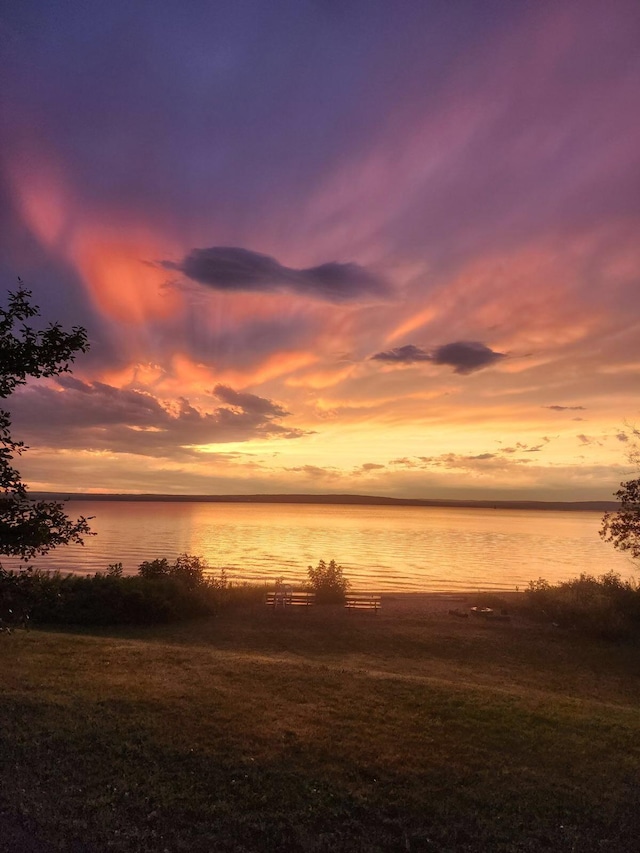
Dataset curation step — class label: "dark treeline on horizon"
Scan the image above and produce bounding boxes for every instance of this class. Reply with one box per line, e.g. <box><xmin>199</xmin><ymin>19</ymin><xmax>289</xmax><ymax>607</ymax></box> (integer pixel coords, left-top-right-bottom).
<box><xmin>29</xmin><ymin>493</ymin><xmax>619</xmax><ymax>512</ymax></box>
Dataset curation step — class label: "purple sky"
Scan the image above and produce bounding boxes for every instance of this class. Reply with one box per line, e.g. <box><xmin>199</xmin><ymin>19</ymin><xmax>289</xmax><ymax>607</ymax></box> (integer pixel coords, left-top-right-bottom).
<box><xmin>1</xmin><ymin>0</ymin><xmax>639</xmax><ymax>499</ymax></box>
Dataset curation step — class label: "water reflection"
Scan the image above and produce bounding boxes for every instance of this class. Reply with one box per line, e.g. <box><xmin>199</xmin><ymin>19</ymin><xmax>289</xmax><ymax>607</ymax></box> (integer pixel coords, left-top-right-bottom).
<box><xmin>4</xmin><ymin>501</ymin><xmax>633</xmax><ymax>592</ymax></box>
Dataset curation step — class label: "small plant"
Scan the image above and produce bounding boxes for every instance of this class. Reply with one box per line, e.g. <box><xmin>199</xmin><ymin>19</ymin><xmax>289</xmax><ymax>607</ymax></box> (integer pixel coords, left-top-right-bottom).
<box><xmin>307</xmin><ymin>559</ymin><xmax>349</xmax><ymax>604</ymax></box>
<box><xmin>106</xmin><ymin>562</ymin><xmax>123</xmax><ymax>578</ymax></box>
<box><xmin>208</xmin><ymin>567</ymin><xmax>229</xmax><ymax>590</ymax></box>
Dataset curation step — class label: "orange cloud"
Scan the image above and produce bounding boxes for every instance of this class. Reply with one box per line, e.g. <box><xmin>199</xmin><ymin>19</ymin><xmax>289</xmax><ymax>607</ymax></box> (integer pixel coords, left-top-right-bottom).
<box><xmin>386</xmin><ymin>306</ymin><xmax>437</xmax><ymax>343</ymax></box>
<box><xmin>218</xmin><ymin>350</ymin><xmax>318</xmax><ymax>388</ymax></box>
<box><xmin>8</xmin><ymin>151</ymin><xmax>181</xmax><ymax>326</ymax></box>
<box><xmin>285</xmin><ymin>363</ymin><xmax>357</xmax><ymax>391</ymax></box>
<box><xmin>71</xmin><ymin>228</ymin><xmax>180</xmax><ymax>324</ymax></box>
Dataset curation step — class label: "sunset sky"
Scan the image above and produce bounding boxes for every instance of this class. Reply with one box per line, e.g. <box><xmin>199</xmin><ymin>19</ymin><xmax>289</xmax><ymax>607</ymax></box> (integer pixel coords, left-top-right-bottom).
<box><xmin>1</xmin><ymin>0</ymin><xmax>639</xmax><ymax>500</ymax></box>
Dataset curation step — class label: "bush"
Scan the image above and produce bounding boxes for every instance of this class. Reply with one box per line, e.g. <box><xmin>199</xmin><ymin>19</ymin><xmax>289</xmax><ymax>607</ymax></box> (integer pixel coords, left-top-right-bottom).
<box><xmin>24</xmin><ymin>573</ymin><xmax>217</xmax><ymax>626</ymax></box>
<box><xmin>523</xmin><ymin>571</ymin><xmax>640</xmax><ymax>640</ymax></box>
<box><xmin>138</xmin><ymin>554</ymin><xmax>207</xmax><ymax>589</ymax></box>
<box><xmin>2</xmin><ymin>555</ymin><xmax>300</xmax><ymax>627</ymax></box>
<box><xmin>1</xmin><ymin>553</ymin><xmax>227</xmax><ymax>626</ymax></box>
<box><xmin>306</xmin><ymin>559</ymin><xmax>349</xmax><ymax>604</ymax></box>
<box><xmin>138</xmin><ymin>558</ymin><xmax>170</xmax><ymax>579</ymax></box>
<box><xmin>170</xmin><ymin>553</ymin><xmax>206</xmax><ymax>589</ymax></box>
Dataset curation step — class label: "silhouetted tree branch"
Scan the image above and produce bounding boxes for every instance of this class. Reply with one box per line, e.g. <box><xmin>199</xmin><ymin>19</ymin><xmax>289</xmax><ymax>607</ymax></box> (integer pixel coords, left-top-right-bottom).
<box><xmin>600</xmin><ymin>427</ymin><xmax>640</xmax><ymax>562</ymax></box>
<box><xmin>0</xmin><ymin>284</ymin><xmax>92</xmax><ymax>559</ymax></box>
<box><xmin>600</xmin><ymin>479</ymin><xmax>640</xmax><ymax>561</ymax></box>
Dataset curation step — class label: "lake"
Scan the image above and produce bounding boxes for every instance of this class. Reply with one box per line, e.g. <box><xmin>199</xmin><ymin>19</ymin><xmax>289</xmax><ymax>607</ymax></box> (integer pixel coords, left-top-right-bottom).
<box><xmin>3</xmin><ymin>501</ymin><xmax>634</xmax><ymax>592</ymax></box>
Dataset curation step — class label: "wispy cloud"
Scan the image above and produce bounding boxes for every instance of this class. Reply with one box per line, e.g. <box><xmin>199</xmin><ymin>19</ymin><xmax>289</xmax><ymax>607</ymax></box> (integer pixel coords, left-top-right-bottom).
<box><xmin>544</xmin><ymin>405</ymin><xmax>587</xmax><ymax>411</ymax></box>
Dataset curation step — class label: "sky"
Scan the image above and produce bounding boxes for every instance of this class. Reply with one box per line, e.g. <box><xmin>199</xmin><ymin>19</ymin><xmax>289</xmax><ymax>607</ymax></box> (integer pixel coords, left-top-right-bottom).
<box><xmin>1</xmin><ymin>0</ymin><xmax>639</xmax><ymax>501</ymax></box>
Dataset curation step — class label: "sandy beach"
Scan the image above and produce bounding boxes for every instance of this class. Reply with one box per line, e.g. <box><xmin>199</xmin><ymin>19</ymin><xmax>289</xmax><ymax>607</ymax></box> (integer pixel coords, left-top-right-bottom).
<box><xmin>352</xmin><ymin>590</ymin><xmax>522</xmax><ymax>618</ymax></box>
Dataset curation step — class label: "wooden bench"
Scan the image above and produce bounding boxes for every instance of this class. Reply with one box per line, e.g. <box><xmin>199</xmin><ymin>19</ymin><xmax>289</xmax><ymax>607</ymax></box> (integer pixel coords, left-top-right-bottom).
<box><xmin>345</xmin><ymin>593</ymin><xmax>381</xmax><ymax>613</ymax></box>
<box><xmin>265</xmin><ymin>591</ymin><xmax>315</xmax><ymax>608</ymax></box>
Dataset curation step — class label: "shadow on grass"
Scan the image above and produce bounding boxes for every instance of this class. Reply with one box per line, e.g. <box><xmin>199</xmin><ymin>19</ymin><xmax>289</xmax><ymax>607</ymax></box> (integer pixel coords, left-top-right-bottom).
<box><xmin>3</xmin><ymin>681</ymin><xmax>640</xmax><ymax>853</ymax></box>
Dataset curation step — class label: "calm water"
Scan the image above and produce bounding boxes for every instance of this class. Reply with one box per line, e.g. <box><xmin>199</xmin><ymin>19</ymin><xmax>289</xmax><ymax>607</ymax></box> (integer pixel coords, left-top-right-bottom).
<box><xmin>3</xmin><ymin>501</ymin><xmax>634</xmax><ymax>592</ymax></box>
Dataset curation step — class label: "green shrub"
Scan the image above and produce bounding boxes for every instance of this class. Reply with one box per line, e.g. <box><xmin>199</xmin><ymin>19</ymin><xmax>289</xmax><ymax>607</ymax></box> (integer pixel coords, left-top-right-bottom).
<box><xmin>523</xmin><ymin>571</ymin><xmax>640</xmax><ymax>640</ymax></box>
<box><xmin>26</xmin><ymin>574</ymin><xmax>216</xmax><ymax>626</ymax></box>
<box><xmin>306</xmin><ymin>559</ymin><xmax>349</xmax><ymax>604</ymax></box>
<box><xmin>3</xmin><ymin>556</ymin><xmax>326</xmax><ymax>626</ymax></box>
<box><xmin>1</xmin><ymin>557</ymin><xmax>226</xmax><ymax>626</ymax></box>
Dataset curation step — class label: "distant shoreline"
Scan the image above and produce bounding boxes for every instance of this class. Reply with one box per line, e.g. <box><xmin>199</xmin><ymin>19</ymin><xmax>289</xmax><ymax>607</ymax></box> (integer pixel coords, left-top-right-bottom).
<box><xmin>30</xmin><ymin>492</ymin><xmax>619</xmax><ymax>512</ymax></box>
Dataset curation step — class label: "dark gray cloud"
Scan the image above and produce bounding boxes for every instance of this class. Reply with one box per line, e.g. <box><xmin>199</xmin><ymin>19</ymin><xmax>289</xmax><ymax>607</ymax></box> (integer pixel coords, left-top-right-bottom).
<box><xmin>213</xmin><ymin>384</ymin><xmax>289</xmax><ymax>418</ymax></box>
<box><xmin>544</xmin><ymin>405</ymin><xmax>586</xmax><ymax>411</ymax></box>
<box><xmin>9</xmin><ymin>377</ymin><xmax>305</xmax><ymax>458</ymax></box>
<box><xmin>370</xmin><ymin>344</ymin><xmax>432</xmax><ymax>364</ymax></box>
<box><xmin>431</xmin><ymin>342</ymin><xmax>505</xmax><ymax>374</ymax></box>
<box><xmin>163</xmin><ymin>247</ymin><xmax>390</xmax><ymax>303</ymax></box>
<box><xmin>371</xmin><ymin>341</ymin><xmax>505</xmax><ymax>374</ymax></box>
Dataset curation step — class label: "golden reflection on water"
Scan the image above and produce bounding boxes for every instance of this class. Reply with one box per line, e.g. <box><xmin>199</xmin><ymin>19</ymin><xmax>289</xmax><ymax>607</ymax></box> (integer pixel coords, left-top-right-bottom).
<box><xmin>11</xmin><ymin>502</ymin><xmax>634</xmax><ymax>592</ymax></box>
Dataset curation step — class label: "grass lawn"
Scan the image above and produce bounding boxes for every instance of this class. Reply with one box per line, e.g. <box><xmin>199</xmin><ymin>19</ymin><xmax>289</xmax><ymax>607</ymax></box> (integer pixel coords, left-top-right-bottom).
<box><xmin>1</xmin><ymin>597</ymin><xmax>640</xmax><ymax>852</ymax></box>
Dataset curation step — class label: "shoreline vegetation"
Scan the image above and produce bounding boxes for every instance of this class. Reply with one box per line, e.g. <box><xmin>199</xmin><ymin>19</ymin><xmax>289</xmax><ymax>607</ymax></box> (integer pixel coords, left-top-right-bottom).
<box><xmin>3</xmin><ymin>561</ymin><xmax>639</xmax><ymax>640</ymax></box>
<box><xmin>2</xmin><ymin>587</ymin><xmax>640</xmax><ymax>852</ymax></box>
<box><xmin>30</xmin><ymin>491</ymin><xmax>620</xmax><ymax>512</ymax></box>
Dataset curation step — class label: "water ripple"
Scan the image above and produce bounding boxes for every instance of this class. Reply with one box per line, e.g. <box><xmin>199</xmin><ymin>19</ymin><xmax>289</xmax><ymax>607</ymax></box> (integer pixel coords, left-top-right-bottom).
<box><xmin>3</xmin><ymin>501</ymin><xmax>633</xmax><ymax>592</ymax></box>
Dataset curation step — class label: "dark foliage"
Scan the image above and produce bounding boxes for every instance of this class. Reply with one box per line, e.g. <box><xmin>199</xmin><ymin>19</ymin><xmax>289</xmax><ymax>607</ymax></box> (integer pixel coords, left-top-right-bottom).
<box><xmin>306</xmin><ymin>558</ymin><xmax>349</xmax><ymax>604</ymax></box>
<box><xmin>1</xmin><ymin>567</ymin><xmax>221</xmax><ymax>627</ymax></box>
<box><xmin>1</xmin><ymin>551</ymin><xmax>262</xmax><ymax>627</ymax></box>
<box><xmin>138</xmin><ymin>558</ymin><xmax>170</xmax><ymax>579</ymax></box>
<box><xmin>523</xmin><ymin>571</ymin><xmax>640</xmax><ymax>640</ymax></box>
<box><xmin>0</xmin><ymin>286</ymin><xmax>92</xmax><ymax>559</ymax></box>
<box><xmin>169</xmin><ymin>553</ymin><xmax>207</xmax><ymax>588</ymax></box>
<box><xmin>138</xmin><ymin>554</ymin><xmax>207</xmax><ymax>589</ymax></box>
<box><xmin>600</xmin><ymin>476</ymin><xmax>640</xmax><ymax>561</ymax></box>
